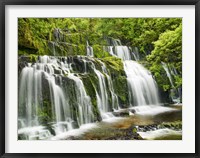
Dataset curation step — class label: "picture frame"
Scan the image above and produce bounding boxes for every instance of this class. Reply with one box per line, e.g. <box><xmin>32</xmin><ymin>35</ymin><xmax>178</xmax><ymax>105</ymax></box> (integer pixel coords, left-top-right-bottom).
<box><xmin>0</xmin><ymin>0</ymin><xmax>199</xmax><ymax>157</ymax></box>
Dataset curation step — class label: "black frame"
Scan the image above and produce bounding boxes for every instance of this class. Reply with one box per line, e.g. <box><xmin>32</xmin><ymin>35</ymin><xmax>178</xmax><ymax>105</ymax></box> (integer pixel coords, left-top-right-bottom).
<box><xmin>0</xmin><ymin>0</ymin><xmax>199</xmax><ymax>158</ymax></box>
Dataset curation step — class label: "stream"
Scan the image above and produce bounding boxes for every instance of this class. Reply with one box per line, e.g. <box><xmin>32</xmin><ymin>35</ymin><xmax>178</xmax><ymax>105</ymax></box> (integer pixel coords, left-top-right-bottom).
<box><xmin>50</xmin><ymin>105</ymin><xmax>182</xmax><ymax>140</ymax></box>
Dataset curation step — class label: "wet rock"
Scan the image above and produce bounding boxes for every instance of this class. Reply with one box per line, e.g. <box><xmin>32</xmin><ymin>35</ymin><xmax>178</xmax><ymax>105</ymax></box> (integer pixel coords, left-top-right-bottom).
<box><xmin>71</xmin><ymin>121</ymin><xmax>79</xmax><ymax>129</ymax></box>
<box><xmin>129</xmin><ymin>109</ymin><xmax>136</xmax><ymax>114</ymax></box>
<box><xmin>113</xmin><ymin>109</ymin><xmax>129</xmax><ymax>117</ymax></box>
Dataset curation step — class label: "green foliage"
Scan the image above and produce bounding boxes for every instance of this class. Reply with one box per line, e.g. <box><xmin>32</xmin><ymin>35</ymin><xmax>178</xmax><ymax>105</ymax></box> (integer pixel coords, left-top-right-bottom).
<box><xmin>102</xmin><ymin>56</ymin><xmax>124</xmax><ymax>74</ymax></box>
<box><xmin>37</xmin><ymin>100</ymin><xmax>54</xmax><ymax>125</ymax></box>
<box><xmin>96</xmin><ymin>18</ymin><xmax>181</xmax><ymax>54</ymax></box>
<box><xmin>147</xmin><ymin>24</ymin><xmax>182</xmax><ymax>91</ymax></box>
<box><xmin>18</xmin><ymin>17</ymin><xmax>182</xmax><ymax>93</ymax></box>
<box><xmin>29</xmin><ymin>54</ymin><xmax>38</xmax><ymax>62</ymax></box>
<box><xmin>159</xmin><ymin>120</ymin><xmax>182</xmax><ymax>130</ymax></box>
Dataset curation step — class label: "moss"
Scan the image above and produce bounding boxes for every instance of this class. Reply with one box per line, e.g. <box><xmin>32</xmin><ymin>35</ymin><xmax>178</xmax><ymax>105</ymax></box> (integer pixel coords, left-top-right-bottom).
<box><xmin>18</xmin><ymin>54</ymin><xmax>38</xmax><ymax>64</ymax></box>
<box><xmin>99</xmin><ymin>57</ymin><xmax>128</xmax><ymax>106</ymax></box>
<box><xmin>113</xmin><ymin>76</ymin><xmax>129</xmax><ymax>106</ymax></box>
<box><xmin>81</xmin><ymin>74</ymin><xmax>102</xmax><ymax>121</ymax></box>
<box><xmin>87</xmin><ymin>57</ymin><xmax>128</xmax><ymax>107</ymax></box>
<box><xmin>29</xmin><ymin>54</ymin><xmax>38</xmax><ymax>62</ymax></box>
<box><xmin>102</xmin><ymin>56</ymin><xmax>124</xmax><ymax>74</ymax></box>
<box><xmin>18</xmin><ymin>44</ymin><xmax>39</xmax><ymax>55</ymax></box>
<box><xmin>18</xmin><ymin>23</ymin><xmax>49</xmax><ymax>55</ymax></box>
<box><xmin>159</xmin><ymin>120</ymin><xmax>182</xmax><ymax>130</ymax></box>
<box><xmin>77</xmin><ymin>44</ymin><xmax>86</xmax><ymax>55</ymax></box>
<box><xmin>154</xmin><ymin>134</ymin><xmax>182</xmax><ymax>140</ymax></box>
<box><xmin>61</xmin><ymin>76</ymin><xmax>79</xmax><ymax>123</ymax></box>
<box><xmin>93</xmin><ymin>44</ymin><xmax>103</xmax><ymax>57</ymax></box>
<box><xmin>37</xmin><ymin>100</ymin><xmax>53</xmax><ymax>125</ymax></box>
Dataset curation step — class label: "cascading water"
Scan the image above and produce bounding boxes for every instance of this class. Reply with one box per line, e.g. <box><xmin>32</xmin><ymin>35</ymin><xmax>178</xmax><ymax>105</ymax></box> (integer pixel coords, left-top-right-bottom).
<box><xmin>19</xmin><ymin>56</ymin><xmax>74</xmax><ymax>138</ymax></box>
<box><xmin>99</xmin><ymin>60</ymin><xmax>119</xmax><ymax>110</ymax></box>
<box><xmin>18</xmin><ymin>54</ymin><xmax>120</xmax><ymax>139</ymax></box>
<box><xmin>105</xmin><ymin>37</ymin><xmax>160</xmax><ymax>111</ymax></box>
<box><xmin>114</xmin><ymin>46</ymin><xmax>131</xmax><ymax>60</ymax></box>
<box><xmin>86</xmin><ymin>41</ymin><xmax>94</xmax><ymax>57</ymax></box>
<box><xmin>67</xmin><ymin>73</ymin><xmax>94</xmax><ymax>125</ymax></box>
<box><xmin>161</xmin><ymin>62</ymin><xmax>174</xmax><ymax>88</ymax></box>
<box><xmin>123</xmin><ymin>61</ymin><xmax>160</xmax><ymax>106</ymax></box>
<box><xmin>132</xmin><ymin>47</ymin><xmax>140</xmax><ymax>61</ymax></box>
<box><xmin>18</xmin><ymin>56</ymin><xmax>97</xmax><ymax>139</ymax></box>
<box><xmin>161</xmin><ymin>62</ymin><xmax>181</xmax><ymax>103</ymax></box>
<box><xmin>108</xmin><ymin>38</ymin><xmax>161</xmax><ymax>111</ymax></box>
<box><xmin>91</xmin><ymin>62</ymin><xmax>111</xmax><ymax>119</ymax></box>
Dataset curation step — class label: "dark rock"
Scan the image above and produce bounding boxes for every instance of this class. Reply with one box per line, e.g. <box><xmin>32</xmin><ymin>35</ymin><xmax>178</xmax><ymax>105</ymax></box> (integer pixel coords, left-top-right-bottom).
<box><xmin>113</xmin><ymin>109</ymin><xmax>129</xmax><ymax>117</ymax></box>
<box><xmin>129</xmin><ymin>109</ymin><xmax>136</xmax><ymax>114</ymax></box>
<box><xmin>71</xmin><ymin>121</ymin><xmax>79</xmax><ymax>129</ymax></box>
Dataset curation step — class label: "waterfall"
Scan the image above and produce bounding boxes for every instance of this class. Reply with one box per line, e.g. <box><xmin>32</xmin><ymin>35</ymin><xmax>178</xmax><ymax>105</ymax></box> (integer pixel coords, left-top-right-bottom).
<box><xmin>18</xmin><ymin>37</ymin><xmax>165</xmax><ymax>140</ymax></box>
<box><xmin>67</xmin><ymin>73</ymin><xmax>94</xmax><ymax>125</ymax></box>
<box><xmin>99</xmin><ymin>60</ymin><xmax>119</xmax><ymax>110</ymax></box>
<box><xmin>18</xmin><ymin>55</ymin><xmax>120</xmax><ymax>139</ymax></box>
<box><xmin>161</xmin><ymin>62</ymin><xmax>181</xmax><ymax>103</ymax></box>
<box><xmin>105</xmin><ymin>46</ymin><xmax>131</xmax><ymax>60</ymax></box>
<box><xmin>124</xmin><ymin>61</ymin><xmax>160</xmax><ymax>106</ymax></box>
<box><xmin>86</xmin><ymin>41</ymin><xmax>94</xmax><ymax>57</ymax></box>
<box><xmin>93</xmin><ymin>67</ymin><xmax>109</xmax><ymax>116</ymax></box>
<box><xmin>49</xmin><ymin>41</ymin><xmax>56</xmax><ymax>56</ymax></box>
<box><xmin>161</xmin><ymin>62</ymin><xmax>174</xmax><ymax>88</ymax></box>
<box><xmin>107</xmin><ymin>39</ymin><xmax>160</xmax><ymax>107</ymax></box>
<box><xmin>19</xmin><ymin>56</ymin><xmax>74</xmax><ymax>136</ymax></box>
<box><xmin>77</xmin><ymin>56</ymin><xmax>87</xmax><ymax>73</ymax></box>
<box><xmin>114</xmin><ymin>46</ymin><xmax>131</xmax><ymax>60</ymax></box>
<box><xmin>88</xmin><ymin>59</ymin><xmax>120</xmax><ymax>119</ymax></box>
<box><xmin>18</xmin><ymin>56</ymin><xmax>97</xmax><ymax>139</ymax></box>
<box><xmin>132</xmin><ymin>47</ymin><xmax>140</xmax><ymax>61</ymax></box>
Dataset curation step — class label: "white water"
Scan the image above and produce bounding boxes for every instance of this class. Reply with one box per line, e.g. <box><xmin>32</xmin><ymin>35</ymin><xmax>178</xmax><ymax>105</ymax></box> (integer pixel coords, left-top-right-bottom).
<box><xmin>124</xmin><ymin>61</ymin><xmax>160</xmax><ymax>106</ymax></box>
<box><xmin>108</xmin><ymin>42</ymin><xmax>160</xmax><ymax>107</ymax></box>
<box><xmin>103</xmin><ymin>46</ymin><xmax>117</xmax><ymax>57</ymax></box>
<box><xmin>93</xmin><ymin>67</ymin><xmax>109</xmax><ymax>116</ymax></box>
<box><xmin>19</xmin><ymin>56</ymin><xmax>74</xmax><ymax>137</ymax></box>
<box><xmin>138</xmin><ymin>128</ymin><xmax>182</xmax><ymax>140</ymax></box>
<box><xmin>67</xmin><ymin>73</ymin><xmax>94</xmax><ymax>125</ymax></box>
<box><xmin>114</xmin><ymin>46</ymin><xmax>131</xmax><ymax>60</ymax></box>
<box><xmin>18</xmin><ymin>55</ymin><xmax>120</xmax><ymax>139</ymax></box>
<box><xmin>51</xmin><ymin>123</ymin><xmax>99</xmax><ymax>140</ymax></box>
<box><xmin>91</xmin><ymin>59</ymin><xmax>120</xmax><ymax>119</ymax></box>
<box><xmin>18</xmin><ymin>126</ymin><xmax>52</xmax><ymax>140</ymax></box>
<box><xmin>161</xmin><ymin>62</ymin><xmax>181</xmax><ymax>103</ymax></box>
<box><xmin>161</xmin><ymin>62</ymin><xmax>174</xmax><ymax>88</ymax></box>
<box><xmin>99</xmin><ymin>60</ymin><xmax>119</xmax><ymax>110</ymax></box>
<box><xmin>130</xmin><ymin>105</ymin><xmax>177</xmax><ymax>115</ymax></box>
<box><xmin>86</xmin><ymin>41</ymin><xmax>94</xmax><ymax>57</ymax></box>
<box><xmin>132</xmin><ymin>47</ymin><xmax>140</xmax><ymax>61</ymax></box>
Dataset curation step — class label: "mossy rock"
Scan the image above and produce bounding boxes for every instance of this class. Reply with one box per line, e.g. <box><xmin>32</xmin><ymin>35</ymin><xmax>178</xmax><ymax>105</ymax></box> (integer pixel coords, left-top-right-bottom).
<box><xmin>158</xmin><ymin>120</ymin><xmax>182</xmax><ymax>130</ymax></box>
<box><xmin>81</xmin><ymin>74</ymin><xmax>102</xmax><ymax>122</ymax></box>
<box><xmin>102</xmin><ymin>56</ymin><xmax>125</xmax><ymax>76</ymax></box>
<box><xmin>113</xmin><ymin>76</ymin><xmax>129</xmax><ymax>106</ymax></box>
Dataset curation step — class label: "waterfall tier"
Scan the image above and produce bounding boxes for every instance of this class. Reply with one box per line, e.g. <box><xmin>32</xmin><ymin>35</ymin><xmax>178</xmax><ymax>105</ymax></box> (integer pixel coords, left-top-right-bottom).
<box><xmin>106</xmin><ymin>43</ymin><xmax>161</xmax><ymax>107</ymax></box>
<box><xmin>18</xmin><ymin>55</ymin><xmax>120</xmax><ymax>140</ymax></box>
